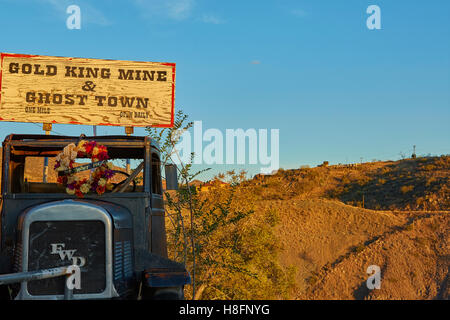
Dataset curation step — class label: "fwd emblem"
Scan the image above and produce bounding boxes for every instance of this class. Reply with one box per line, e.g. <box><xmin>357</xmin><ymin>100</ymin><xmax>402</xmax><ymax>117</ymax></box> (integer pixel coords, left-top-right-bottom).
<box><xmin>50</xmin><ymin>243</ymin><xmax>86</xmax><ymax>267</ymax></box>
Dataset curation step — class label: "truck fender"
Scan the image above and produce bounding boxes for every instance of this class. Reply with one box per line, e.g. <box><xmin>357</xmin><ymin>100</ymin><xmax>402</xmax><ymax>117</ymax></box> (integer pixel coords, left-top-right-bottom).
<box><xmin>138</xmin><ymin>251</ymin><xmax>191</xmax><ymax>288</ymax></box>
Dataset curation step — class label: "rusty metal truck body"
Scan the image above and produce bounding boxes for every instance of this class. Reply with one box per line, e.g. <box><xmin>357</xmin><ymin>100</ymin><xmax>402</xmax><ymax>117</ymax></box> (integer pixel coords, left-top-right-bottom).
<box><xmin>0</xmin><ymin>134</ymin><xmax>189</xmax><ymax>300</ymax></box>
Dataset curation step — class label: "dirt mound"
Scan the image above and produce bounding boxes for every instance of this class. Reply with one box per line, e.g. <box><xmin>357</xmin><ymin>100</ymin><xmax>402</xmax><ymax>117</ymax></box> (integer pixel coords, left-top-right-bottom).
<box><xmin>303</xmin><ymin>211</ymin><xmax>449</xmax><ymax>300</ymax></box>
<box><xmin>257</xmin><ymin>199</ymin><xmax>408</xmax><ymax>295</ymax></box>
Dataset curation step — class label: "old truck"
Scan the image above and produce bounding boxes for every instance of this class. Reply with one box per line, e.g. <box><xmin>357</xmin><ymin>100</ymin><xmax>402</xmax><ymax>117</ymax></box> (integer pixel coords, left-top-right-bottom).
<box><xmin>0</xmin><ymin>133</ymin><xmax>190</xmax><ymax>300</ymax></box>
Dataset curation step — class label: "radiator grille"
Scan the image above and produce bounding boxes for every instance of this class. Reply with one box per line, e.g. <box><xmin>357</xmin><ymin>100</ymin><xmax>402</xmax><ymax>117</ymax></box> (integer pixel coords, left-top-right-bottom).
<box><xmin>27</xmin><ymin>220</ymin><xmax>106</xmax><ymax>295</ymax></box>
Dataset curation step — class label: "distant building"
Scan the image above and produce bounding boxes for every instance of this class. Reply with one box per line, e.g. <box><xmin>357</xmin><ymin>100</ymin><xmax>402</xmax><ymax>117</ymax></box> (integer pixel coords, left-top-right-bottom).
<box><xmin>198</xmin><ymin>180</ymin><xmax>228</xmax><ymax>192</ymax></box>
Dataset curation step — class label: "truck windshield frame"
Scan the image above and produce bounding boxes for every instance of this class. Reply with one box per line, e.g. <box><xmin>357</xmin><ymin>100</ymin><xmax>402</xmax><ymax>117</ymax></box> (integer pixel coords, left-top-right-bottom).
<box><xmin>1</xmin><ymin>134</ymin><xmax>158</xmax><ymax>196</ymax></box>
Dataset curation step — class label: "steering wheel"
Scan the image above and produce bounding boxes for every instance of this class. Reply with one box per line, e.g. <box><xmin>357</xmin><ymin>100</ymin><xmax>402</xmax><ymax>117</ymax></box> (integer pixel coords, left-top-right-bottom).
<box><xmin>111</xmin><ymin>170</ymin><xmax>137</xmax><ymax>192</ymax></box>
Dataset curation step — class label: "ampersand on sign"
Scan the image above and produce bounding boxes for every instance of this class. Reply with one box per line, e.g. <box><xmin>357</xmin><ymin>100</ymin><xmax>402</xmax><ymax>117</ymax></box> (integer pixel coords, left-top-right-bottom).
<box><xmin>82</xmin><ymin>81</ymin><xmax>96</xmax><ymax>92</ymax></box>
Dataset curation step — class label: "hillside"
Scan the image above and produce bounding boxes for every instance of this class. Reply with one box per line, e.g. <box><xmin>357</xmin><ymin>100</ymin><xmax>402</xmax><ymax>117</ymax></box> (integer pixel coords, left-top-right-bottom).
<box><xmin>258</xmin><ymin>199</ymin><xmax>405</xmax><ymax>293</ymax></box>
<box><xmin>239</xmin><ymin>156</ymin><xmax>449</xmax><ymax>299</ymax></box>
<box><xmin>261</xmin><ymin>199</ymin><xmax>448</xmax><ymax>299</ymax></box>
<box><xmin>303</xmin><ymin>210</ymin><xmax>449</xmax><ymax>299</ymax></box>
<box><xmin>248</xmin><ymin>156</ymin><xmax>450</xmax><ymax>211</ymax></box>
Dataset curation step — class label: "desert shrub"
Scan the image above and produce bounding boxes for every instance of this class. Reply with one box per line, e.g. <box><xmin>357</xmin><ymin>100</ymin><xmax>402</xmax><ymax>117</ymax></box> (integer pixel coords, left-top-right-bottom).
<box><xmin>165</xmin><ymin>172</ymin><xmax>296</xmax><ymax>300</ymax></box>
<box><xmin>341</xmin><ymin>175</ymin><xmax>351</xmax><ymax>185</ymax></box>
<box><xmin>167</xmin><ymin>173</ymin><xmax>296</xmax><ymax>300</ymax></box>
<box><xmin>400</xmin><ymin>185</ymin><xmax>414</xmax><ymax>194</ymax></box>
<box><xmin>424</xmin><ymin>164</ymin><xmax>437</xmax><ymax>171</ymax></box>
<box><xmin>149</xmin><ymin>110</ymin><xmax>295</xmax><ymax>300</ymax></box>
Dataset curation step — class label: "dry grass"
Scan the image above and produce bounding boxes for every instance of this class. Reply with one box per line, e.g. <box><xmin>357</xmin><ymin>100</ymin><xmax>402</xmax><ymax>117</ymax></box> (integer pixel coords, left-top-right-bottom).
<box><xmin>249</xmin><ymin>156</ymin><xmax>449</xmax><ymax>211</ymax></box>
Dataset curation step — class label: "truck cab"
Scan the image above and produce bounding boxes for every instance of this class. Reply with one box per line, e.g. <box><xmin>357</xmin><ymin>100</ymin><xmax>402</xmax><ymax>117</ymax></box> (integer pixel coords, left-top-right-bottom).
<box><xmin>0</xmin><ymin>134</ymin><xmax>189</xmax><ymax>300</ymax></box>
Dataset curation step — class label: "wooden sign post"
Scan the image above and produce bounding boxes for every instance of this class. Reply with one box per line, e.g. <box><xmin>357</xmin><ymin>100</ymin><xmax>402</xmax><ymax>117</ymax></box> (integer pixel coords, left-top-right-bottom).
<box><xmin>125</xmin><ymin>126</ymin><xmax>134</xmax><ymax>174</ymax></box>
<box><xmin>42</xmin><ymin>123</ymin><xmax>52</xmax><ymax>183</ymax></box>
<box><xmin>0</xmin><ymin>53</ymin><xmax>175</xmax><ymax>128</ymax></box>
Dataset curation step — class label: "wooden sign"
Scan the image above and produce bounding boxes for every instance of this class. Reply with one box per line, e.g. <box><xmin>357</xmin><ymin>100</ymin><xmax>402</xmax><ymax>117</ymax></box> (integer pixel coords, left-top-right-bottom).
<box><xmin>0</xmin><ymin>53</ymin><xmax>175</xmax><ymax>127</ymax></box>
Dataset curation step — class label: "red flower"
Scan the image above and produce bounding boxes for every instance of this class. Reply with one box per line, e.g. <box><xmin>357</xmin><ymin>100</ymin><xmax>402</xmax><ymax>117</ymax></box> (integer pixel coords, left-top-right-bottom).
<box><xmin>57</xmin><ymin>175</ymin><xmax>67</xmax><ymax>184</ymax></box>
<box><xmin>85</xmin><ymin>141</ymin><xmax>96</xmax><ymax>154</ymax></box>
<box><xmin>96</xmin><ymin>185</ymin><xmax>106</xmax><ymax>195</ymax></box>
<box><xmin>97</xmin><ymin>151</ymin><xmax>109</xmax><ymax>161</ymax></box>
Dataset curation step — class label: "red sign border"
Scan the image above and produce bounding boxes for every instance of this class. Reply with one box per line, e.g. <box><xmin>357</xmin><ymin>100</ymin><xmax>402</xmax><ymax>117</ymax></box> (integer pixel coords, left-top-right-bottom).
<box><xmin>0</xmin><ymin>52</ymin><xmax>175</xmax><ymax>128</ymax></box>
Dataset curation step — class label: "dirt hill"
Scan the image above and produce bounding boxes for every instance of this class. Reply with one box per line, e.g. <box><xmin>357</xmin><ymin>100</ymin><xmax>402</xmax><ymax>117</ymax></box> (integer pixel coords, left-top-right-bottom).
<box><xmin>249</xmin><ymin>156</ymin><xmax>450</xmax><ymax>211</ymax></box>
<box><xmin>241</xmin><ymin>156</ymin><xmax>449</xmax><ymax>299</ymax></box>
<box><xmin>258</xmin><ymin>199</ymin><xmax>404</xmax><ymax>292</ymax></box>
<box><xmin>303</xmin><ymin>210</ymin><xmax>449</xmax><ymax>300</ymax></box>
<box><xmin>259</xmin><ymin>198</ymin><xmax>448</xmax><ymax>299</ymax></box>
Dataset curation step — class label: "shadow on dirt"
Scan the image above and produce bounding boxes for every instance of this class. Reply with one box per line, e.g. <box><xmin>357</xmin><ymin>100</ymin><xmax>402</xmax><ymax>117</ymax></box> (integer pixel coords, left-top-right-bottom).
<box><xmin>353</xmin><ymin>281</ymin><xmax>371</xmax><ymax>300</ymax></box>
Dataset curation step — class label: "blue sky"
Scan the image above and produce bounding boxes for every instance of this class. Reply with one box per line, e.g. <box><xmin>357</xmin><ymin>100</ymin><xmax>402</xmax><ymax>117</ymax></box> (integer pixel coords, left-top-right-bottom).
<box><xmin>0</xmin><ymin>0</ymin><xmax>449</xmax><ymax>180</ymax></box>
